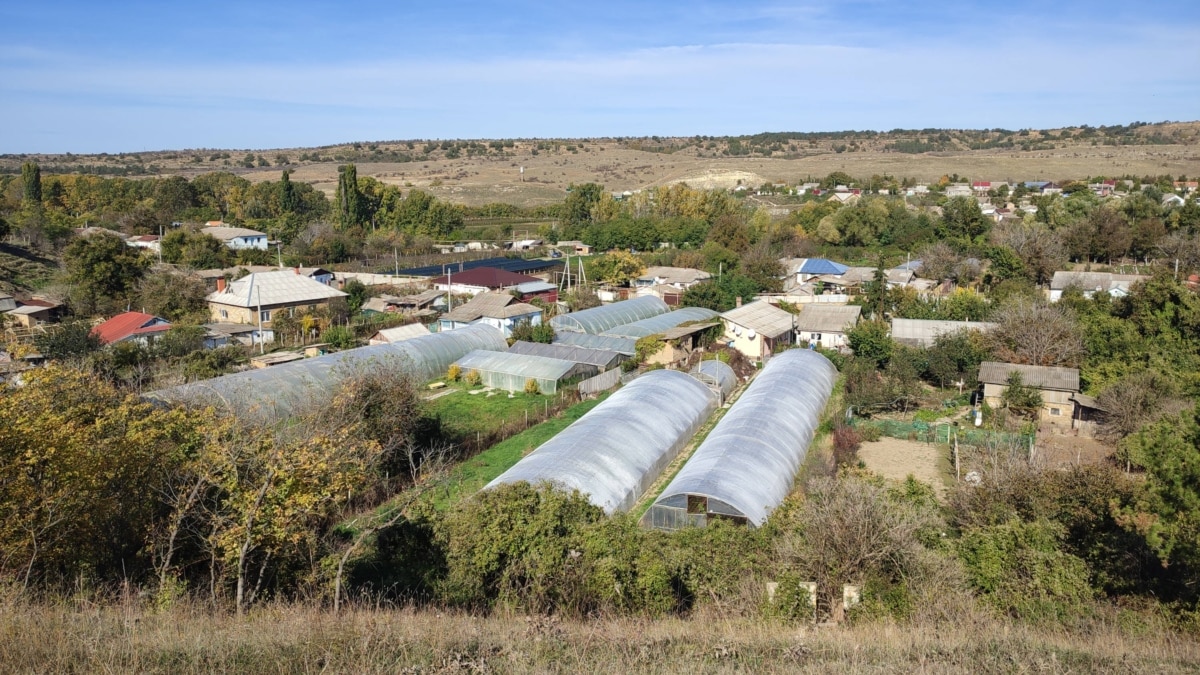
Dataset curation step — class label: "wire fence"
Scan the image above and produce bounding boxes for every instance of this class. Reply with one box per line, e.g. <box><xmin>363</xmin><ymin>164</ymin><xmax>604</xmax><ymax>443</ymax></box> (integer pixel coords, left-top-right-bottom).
<box><xmin>851</xmin><ymin>418</ymin><xmax>1034</xmax><ymax>450</ymax></box>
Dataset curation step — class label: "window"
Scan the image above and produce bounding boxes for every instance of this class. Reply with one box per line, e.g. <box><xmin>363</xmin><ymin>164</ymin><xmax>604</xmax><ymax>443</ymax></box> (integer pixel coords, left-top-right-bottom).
<box><xmin>219</xmin><ymin>309</ymin><xmax>228</xmax><ymax>319</ymax></box>
<box><xmin>260</xmin><ymin>309</ymin><xmax>271</xmax><ymax>323</ymax></box>
<box><xmin>1050</xmin><ymin>407</ymin><xmax>1061</xmax><ymax>416</ymax></box>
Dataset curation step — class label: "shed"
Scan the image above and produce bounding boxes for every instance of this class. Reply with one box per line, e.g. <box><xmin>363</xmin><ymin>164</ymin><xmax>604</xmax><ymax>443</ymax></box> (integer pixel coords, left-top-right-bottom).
<box><xmin>368</xmin><ymin>323</ymin><xmax>432</xmax><ymax>345</ymax></box>
<box><xmin>978</xmin><ymin>361</ymin><xmax>1080</xmax><ymax>429</ymax></box>
<box><xmin>721</xmin><ymin>300</ymin><xmax>796</xmax><ymax>360</ymax></box>
<box><xmin>453</xmin><ymin>349</ymin><xmax>596</xmax><ymax>394</ymax></box>
<box><xmin>486</xmin><ymin>370</ymin><xmax>717</xmax><ymax>513</ymax></box>
<box><xmin>550</xmin><ymin>296</ymin><xmax>669</xmax><ymax>334</ymax></box>
<box><xmin>645</xmin><ymin>349</ymin><xmax>837</xmax><ymax>529</ymax></box>
<box><xmin>794</xmin><ymin>305</ymin><xmax>862</xmax><ymax>349</ymax></box>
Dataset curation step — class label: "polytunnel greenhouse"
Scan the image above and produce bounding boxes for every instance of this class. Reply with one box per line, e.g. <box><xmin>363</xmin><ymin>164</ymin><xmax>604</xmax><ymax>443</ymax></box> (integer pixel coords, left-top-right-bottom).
<box><xmin>485</xmin><ymin>369</ymin><xmax>718</xmax><ymax>513</ymax></box>
<box><xmin>453</xmin><ymin>349</ymin><xmax>597</xmax><ymax>393</ymax></box>
<box><xmin>549</xmin><ymin>296</ymin><xmax>668</xmax><ymax>334</ymax></box>
<box><xmin>507</xmin><ymin>340</ymin><xmax>623</xmax><ymax>371</ymax></box>
<box><xmin>689</xmin><ymin>359</ymin><xmax>738</xmax><ymax>401</ymax></box>
<box><xmin>552</xmin><ymin>331</ymin><xmax>637</xmax><ymax>356</ymax></box>
<box><xmin>644</xmin><ymin>349</ymin><xmax>837</xmax><ymax>530</ymax></box>
<box><xmin>599</xmin><ymin>307</ymin><xmax>720</xmax><ymax>339</ymax></box>
<box><xmin>147</xmin><ymin>324</ymin><xmax>507</xmax><ymax>417</ymax></box>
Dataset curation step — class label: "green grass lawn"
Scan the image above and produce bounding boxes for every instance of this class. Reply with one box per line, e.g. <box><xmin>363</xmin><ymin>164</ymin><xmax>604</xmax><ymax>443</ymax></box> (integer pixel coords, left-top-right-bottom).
<box><xmin>425</xmin><ymin>382</ymin><xmax>561</xmax><ymax>440</ymax></box>
<box><xmin>429</xmin><ymin>392</ymin><xmax>610</xmax><ymax>510</ymax></box>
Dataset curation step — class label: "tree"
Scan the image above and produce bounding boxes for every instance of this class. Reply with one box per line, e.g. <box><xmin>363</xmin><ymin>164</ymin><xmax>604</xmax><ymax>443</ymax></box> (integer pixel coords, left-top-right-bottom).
<box><xmin>160</xmin><ymin>229</ymin><xmax>231</xmax><ymax>269</ymax></box>
<box><xmin>62</xmin><ymin>232</ymin><xmax>149</xmax><ymax>315</ymax></box>
<box><xmin>1097</xmin><ymin>370</ymin><xmax>1189</xmax><ymax>442</ymax></box>
<box><xmin>343</xmin><ymin>279</ymin><xmax>368</xmax><ymax>314</ymax></box>
<box><xmin>562</xmin><ymin>183</ymin><xmax>604</xmax><ymax>227</ymax></box>
<box><xmin>986</xmin><ymin>301</ymin><xmax>1084</xmax><ymax>367</ymax></box>
<box><xmin>136</xmin><ymin>271</ymin><xmax>209</xmax><ymax>322</ymax></box>
<box><xmin>279</xmin><ymin>170</ymin><xmax>297</xmax><ymax>213</ymax></box>
<box><xmin>510</xmin><ymin>318</ymin><xmax>555</xmax><ymax>344</ymax></box>
<box><xmin>1000</xmin><ymin>372</ymin><xmax>1043</xmax><ymax>420</ymax></box>
<box><xmin>939</xmin><ymin>196</ymin><xmax>990</xmax><ymax>241</ymax></box>
<box><xmin>21</xmin><ymin>161</ymin><xmax>41</xmax><ymax>206</ymax></box>
<box><xmin>591</xmin><ymin>250</ymin><xmax>644</xmax><ymax>286</ymax></box>
<box><xmin>846</xmin><ymin>319</ymin><xmax>894</xmax><ymax>366</ymax></box>
<box><xmin>924</xmin><ymin>328</ymin><xmax>991</xmax><ymax>388</ymax></box>
<box><xmin>33</xmin><ymin>321</ymin><xmax>102</xmax><ymax>360</ymax></box>
<box><xmin>335</xmin><ymin>164</ymin><xmax>362</xmax><ymax>230</ymax></box>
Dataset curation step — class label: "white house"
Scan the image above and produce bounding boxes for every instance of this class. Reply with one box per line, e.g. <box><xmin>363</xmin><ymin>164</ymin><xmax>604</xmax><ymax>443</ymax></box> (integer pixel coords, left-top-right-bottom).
<box><xmin>437</xmin><ymin>292</ymin><xmax>543</xmax><ymax>338</ymax></box>
<box><xmin>794</xmin><ymin>305</ymin><xmax>862</xmax><ymax>350</ymax></box>
<box><xmin>202</xmin><ymin>222</ymin><xmax>269</xmax><ymax>250</ymax></box>
<box><xmin>720</xmin><ymin>300</ymin><xmax>795</xmax><ymax>361</ymax></box>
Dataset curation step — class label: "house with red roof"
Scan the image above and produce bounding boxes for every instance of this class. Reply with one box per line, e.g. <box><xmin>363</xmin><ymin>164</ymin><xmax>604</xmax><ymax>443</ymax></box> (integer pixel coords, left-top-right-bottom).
<box><xmin>93</xmin><ymin>311</ymin><xmax>172</xmax><ymax>346</ymax></box>
<box><xmin>428</xmin><ymin>266</ymin><xmax>542</xmax><ymax>296</ymax></box>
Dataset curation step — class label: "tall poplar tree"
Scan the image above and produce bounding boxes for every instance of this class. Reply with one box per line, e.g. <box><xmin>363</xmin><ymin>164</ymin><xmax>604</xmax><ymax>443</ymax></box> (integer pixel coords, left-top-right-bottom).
<box><xmin>21</xmin><ymin>161</ymin><xmax>42</xmax><ymax>206</ymax></box>
<box><xmin>335</xmin><ymin>164</ymin><xmax>361</xmax><ymax>230</ymax></box>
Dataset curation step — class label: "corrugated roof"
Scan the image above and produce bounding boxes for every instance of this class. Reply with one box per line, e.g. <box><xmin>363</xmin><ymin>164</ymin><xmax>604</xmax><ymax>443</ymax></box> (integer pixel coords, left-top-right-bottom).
<box><xmin>441</xmin><ymin>292</ymin><xmax>528</xmax><ymax>322</ymax></box>
<box><xmin>721</xmin><ymin>301</ymin><xmax>794</xmax><ymax>338</ymax></box>
<box><xmin>398</xmin><ymin>256</ymin><xmax>562</xmax><ymax>277</ymax></box>
<box><xmin>515</xmin><ymin>281</ymin><xmax>557</xmax><ymax>294</ymax></box>
<box><xmin>794</xmin><ymin>304</ymin><xmax>862</xmax><ymax>333</ymax></box>
<box><xmin>891</xmin><ymin>318</ymin><xmax>997</xmax><ymax>347</ymax></box>
<box><xmin>1071</xmin><ymin>392</ymin><xmax>1105</xmax><ymax>411</ymax></box>
<box><xmin>371</xmin><ymin>323</ymin><xmax>431</xmax><ymax>343</ymax></box>
<box><xmin>428</xmin><ymin>267</ymin><xmax>541</xmax><ymax>288</ymax></box>
<box><xmin>978</xmin><ymin>361</ymin><xmax>1080</xmax><ymax>392</ymax></box>
<box><xmin>600</xmin><ymin>307</ymin><xmax>720</xmax><ymax>339</ymax></box>
<box><xmin>552</xmin><ymin>331</ymin><xmax>637</xmax><ymax>356</ymax></box>
<box><xmin>206</xmin><ymin>270</ymin><xmax>347</xmax><ymax>308</ymax></box>
<box><xmin>93</xmin><ymin>311</ymin><xmax>169</xmax><ymax>345</ymax></box>
<box><xmin>640</xmin><ymin>266</ymin><xmax>711</xmax><ymax>285</ymax></box>
<box><xmin>798</xmin><ymin>258</ymin><xmax>849</xmax><ymax>275</ymax></box>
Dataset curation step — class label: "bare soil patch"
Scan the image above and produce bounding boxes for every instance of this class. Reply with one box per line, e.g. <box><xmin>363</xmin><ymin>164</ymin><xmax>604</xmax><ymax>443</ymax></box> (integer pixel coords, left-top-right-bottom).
<box><xmin>857</xmin><ymin>437</ymin><xmax>952</xmax><ymax>495</ymax></box>
<box><xmin>1034</xmin><ymin>432</ymin><xmax>1114</xmax><ymax>468</ymax></box>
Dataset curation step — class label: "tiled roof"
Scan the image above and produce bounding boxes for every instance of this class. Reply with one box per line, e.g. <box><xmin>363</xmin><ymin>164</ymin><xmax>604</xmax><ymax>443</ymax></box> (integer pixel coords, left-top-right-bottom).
<box><xmin>721</xmin><ymin>300</ymin><xmax>795</xmax><ymax>338</ymax></box>
<box><xmin>978</xmin><ymin>361</ymin><xmax>1079</xmax><ymax>392</ymax></box>
<box><xmin>93</xmin><ymin>311</ymin><xmax>170</xmax><ymax>344</ymax></box>
<box><xmin>207</xmin><ymin>270</ymin><xmax>347</xmax><ymax>308</ymax></box>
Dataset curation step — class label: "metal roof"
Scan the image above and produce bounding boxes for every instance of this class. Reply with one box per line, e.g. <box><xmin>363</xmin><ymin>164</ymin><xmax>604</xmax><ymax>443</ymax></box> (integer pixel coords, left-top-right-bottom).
<box><xmin>440</xmin><ymin>292</ymin><xmax>519</xmax><ymax>322</ymax></box>
<box><xmin>890</xmin><ymin>318</ymin><xmax>997</xmax><ymax>347</ymax></box>
<box><xmin>515</xmin><ymin>281</ymin><xmax>558</xmax><ymax>294</ymax></box>
<box><xmin>206</xmin><ymin>270</ymin><xmax>347</xmax><ymax>308</ymax></box>
<box><xmin>371</xmin><ymin>323</ymin><xmax>431</xmax><ymax>343</ymax></box>
<box><xmin>794</xmin><ymin>304</ymin><xmax>862</xmax><ymax>333</ymax></box>
<box><xmin>147</xmin><ymin>324</ymin><xmax>507</xmax><ymax>417</ymax></box>
<box><xmin>428</xmin><ymin>267</ymin><xmax>542</xmax><ymax>288</ymax></box>
<box><xmin>508</xmin><ymin>341</ymin><xmax>622</xmax><ymax>369</ymax></box>
<box><xmin>486</xmin><ymin>370</ymin><xmax>717</xmax><ymax>513</ymax></box>
<box><xmin>721</xmin><ymin>301</ymin><xmax>794</xmax><ymax>339</ymax></box>
<box><xmin>978</xmin><ymin>361</ymin><xmax>1079</xmax><ymax>392</ymax></box>
<box><xmin>550</xmin><ymin>296</ymin><xmax>669</xmax><ymax>334</ymax></box>
<box><xmin>648</xmin><ymin>349</ymin><xmax>837</xmax><ymax>527</ymax></box>
<box><xmin>552</xmin><ymin>331</ymin><xmax>637</xmax><ymax>356</ymax></box>
<box><xmin>797</xmin><ymin>258</ymin><xmax>849</xmax><ymax>275</ymax></box>
<box><xmin>639</xmin><ymin>266</ymin><xmax>711</xmax><ymax>285</ymax></box>
<box><xmin>397</xmin><ymin>256</ymin><xmax>562</xmax><ymax>277</ymax></box>
<box><xmin>600</xmin><ymin>307</ymin><xmax>719</xmax><ymax>339</ymax></box>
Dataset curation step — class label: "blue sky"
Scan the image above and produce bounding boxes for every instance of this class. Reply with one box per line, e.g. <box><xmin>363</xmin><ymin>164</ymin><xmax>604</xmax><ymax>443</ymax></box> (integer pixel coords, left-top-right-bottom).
<box><xmin>2</xmin><ymin>1</ymin><xmax>1198</xmax><ymax>153</ymax></box>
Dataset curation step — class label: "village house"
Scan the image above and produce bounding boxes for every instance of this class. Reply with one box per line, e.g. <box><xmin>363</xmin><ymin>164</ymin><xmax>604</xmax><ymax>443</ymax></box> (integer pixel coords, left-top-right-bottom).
<box><xmin>428</xmin><ymin>267</ymin><xmax>544</xmax><ymax>296</ymax></box>
<box><xmin>720</xmin><ymin>300</ymin><xmax>796</xmax><ymax>361</ymax></box>
<box><xmin>4</xmin><ymin>299</ymin><xmax>61</xmax><ymax>329</ymax></box>
<box><xmin>635</xmin><ymin>266</ymin><xmax>712</xmax><ymax>290</ymax></box>
<box><xmin>92</xmin><ymin>311</ymin><xmax>172</xmax><ymax>346</ymax></box>
<box><xmin>437</xmin><ymin>292</ymin><xmax>543</xmax><ymax>337</ymax></box>
<box><xmin>194</xmin><ymin>266</ymin><xmax>335</xmax><ymax>291</ymax></box>
<box><xmin>978</xmin><ymin>361</ymin><xmax>1082</xmax><ymax>432</ymax></box>
<box><xmin>201</xmin><ymin>222</ymin><xmax>269</xmax><ymax>250</ymax></box>
<box><xmin>794</xmin><ymin>304</ymin><xmax>862</xmax><ymax>350</ymax></box>
<box><xmin>1048</xmin><ymin>271</ymin><xmax>1148</xmax><ymax>302</ymax></box>
<box><xmin>205</xmin><ymin>270</ymin><xmax>349</xmax><ymax>333</ymax></box>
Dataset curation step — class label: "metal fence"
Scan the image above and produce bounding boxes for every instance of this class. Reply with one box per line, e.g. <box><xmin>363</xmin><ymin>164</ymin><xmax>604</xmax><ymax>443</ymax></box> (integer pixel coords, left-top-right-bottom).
<box><xmin>851</xmin><ymin>418</ymin><xmax>1033</xmax><ymax>449</ymax></box>
<box><xmin>578</xmin><ymin>368</ymin><xmax>622</xmax><ymax>395</ymax></box>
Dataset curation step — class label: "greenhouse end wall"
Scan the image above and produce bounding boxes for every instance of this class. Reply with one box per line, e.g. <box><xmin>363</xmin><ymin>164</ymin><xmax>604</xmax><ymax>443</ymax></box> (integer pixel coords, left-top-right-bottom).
<box><xmin>644</xmin><ymin>349</ymin><xmax>837</xmax><ymax>530</ymax></box>
<box><xmin>485</xmin><ymin>369</ymin><xmax>717</xmax><ymax>513</ymax></box>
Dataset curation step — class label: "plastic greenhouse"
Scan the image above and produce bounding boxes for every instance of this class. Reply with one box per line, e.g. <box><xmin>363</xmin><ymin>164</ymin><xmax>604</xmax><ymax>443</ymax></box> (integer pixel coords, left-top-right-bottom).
<box><xmin>644</xmin><ymin>349</ymin><xmax>837</xmax><ymax>530</ymax></box>
<box><xmin>453</xmin><ymin>349</ymin><xmax>597</xmax><ymax>394</ymax></box>
<box><xmin>507</xmin><ymin>341</ymin><xmax>623</xmax><ymax>371</ymax></box>
<box><xmin>549</xmin><ymin>296</ymin><xmax>669</xmax><ymax>334</ymax></box>
<box><xmin>689</xmin><ymin>359</ymin><xmax>738</xmax><ymax>401</ymax></box>
<box><xmin>552</xmin><ymin>331</ymin><xmax>637</xmax><ymax>356</ymax></box>
<box><xmin>147</xmin><ymin>324</ymin><xmax>507</xmax><ymax>417</ymax></box>
<box><xmin>485</xmin><ymin>370</ymin><xmax>718</xmax><ymax>513</ymax></box>
<box><xmin>599</xmin><ymin>307</ymin><xmax>720</xmax><ymax>339</ymax></box>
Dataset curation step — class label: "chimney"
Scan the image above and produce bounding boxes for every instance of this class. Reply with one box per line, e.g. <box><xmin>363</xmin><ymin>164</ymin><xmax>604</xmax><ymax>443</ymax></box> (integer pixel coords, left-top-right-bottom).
<box><xmin>216</xmin><ymin>277</ymin><xmax>227</xmax><ymax>292</ymax></box>
<box><xmin>294</xmin><ymin>266</ymin><xmax>301</xmax><ymax>275</ymax></box>
<box><xmin>735</xmin><ymin>296</ymin><xmax>743</xmax><ymax>307</ymax></box>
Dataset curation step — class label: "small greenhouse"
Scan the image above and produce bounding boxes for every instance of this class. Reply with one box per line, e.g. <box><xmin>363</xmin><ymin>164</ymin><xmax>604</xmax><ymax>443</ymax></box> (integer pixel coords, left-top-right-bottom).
<box><xmin>689</xmin><ymin>359</ymin><xmax>738</xmax><ymax>401</ymax></box>
<box><xmin>549</xmin><ymin>296</ymin><xmax>669</xmax><ymax>334</ymax></box>
<box><xmin>644</xmin><ymin>349</ymin><xmax>837</xmax><ymax>530</ymax></box>
<box><xmin>147</xmin><ymin>324</ymin><xmax>507</xmax><ymax>417</ymax></box>
<box><xmin>600</xmin><ymin>307</ymin><xmax>720</xmax><ymax>339</ymax></box>
<box><xmin>508</xmin><ymin>340</ymin><xmax>623</xmax><ymax>371</ymax></box>
<box><xmin>453</xmin><ymin>349</ymin><xmax>597</xmax><ymax>394</ymax></box>
<box><xmin>552</xmin><ymin>331</ymin><xmax>637</xmax><ymax>356</ymax></box>
<box><xmin>485</xmin><ymin>370</ymin><xmax>718</xmax><ymax>513</ymax></box>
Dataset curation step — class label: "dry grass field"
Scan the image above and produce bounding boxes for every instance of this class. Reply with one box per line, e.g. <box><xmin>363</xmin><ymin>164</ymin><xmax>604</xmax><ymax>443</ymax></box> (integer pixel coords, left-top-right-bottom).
<box><xmin>5</xmin><ymin>122</ymin><xmax>1198</xmax><ymax>208</ymax></box>
<box><xmin>3</xmin><ymin>597</ymin><xmax>1198</xmax><ymax>673</ymax></box>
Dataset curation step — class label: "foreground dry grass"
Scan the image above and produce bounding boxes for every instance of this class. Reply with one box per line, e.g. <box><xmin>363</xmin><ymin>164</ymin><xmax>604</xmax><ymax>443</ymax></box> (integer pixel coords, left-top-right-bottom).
<box><xmin>2</xmin><ymin>599</ymin><xmax>1198</xmax><ymax>674</ymax></box>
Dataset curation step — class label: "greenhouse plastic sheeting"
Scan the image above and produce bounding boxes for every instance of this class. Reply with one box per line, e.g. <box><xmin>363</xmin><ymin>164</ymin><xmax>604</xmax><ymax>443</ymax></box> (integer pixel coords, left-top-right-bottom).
<box><xmin>553</xmin><ymin>331</ymin><xmax>637</xmax><ymax>356</ymax></box>
<box><xmin>453</xmin><ymin>349</ymin><xmax>596</xmax><ymax>394</ymax></box>
<box><xmin>600</xmin><ymin>307</ymin><xmax>720</xmax><ymax>339</ymax></box>
<box><xmin>507</xmin><ymin>341</ymin><xmax>623</xmax><ymax>370</ymax></box>
<box><xmin>147</xmin><ymin>324</ymin><xmax>507</xmax><ymax>417</ymax></box>
<box><xmin>549</xmin><ymin>296</ymin><xmax>669</xmax><ymax>334</ymax></box>
<box><xmin>647</xmin><ymin>349</ymin><xmax>836</xmax><ymax>528</ymax></box>
<box><xmin>690</xmin><ymin>359</ymin><xmax>738</xmax><ymax>399</ymax></box>
<box><xmin>486</xmin><ymin>369</ymin><xmax>717</xmax><ymax>513</ymax></box>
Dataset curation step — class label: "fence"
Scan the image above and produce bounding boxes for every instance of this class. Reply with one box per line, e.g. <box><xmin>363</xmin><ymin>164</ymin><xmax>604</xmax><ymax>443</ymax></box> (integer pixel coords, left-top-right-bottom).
<box><xmin>851</xmin><ymin>418</ymin><xmax>1034</xmax><ymax>449</ymax></box>
<box><xmin>578</xmin><ymin>368</ymin><xmax>622</xmax><ymax>395</ymax></box>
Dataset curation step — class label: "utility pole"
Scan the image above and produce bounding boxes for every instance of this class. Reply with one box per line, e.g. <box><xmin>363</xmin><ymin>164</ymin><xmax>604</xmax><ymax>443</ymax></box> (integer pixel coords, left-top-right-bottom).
<box><xmin>255</xmin><ymin>282</ymin><xmax>265</xmax><ymax>355</ymax></box>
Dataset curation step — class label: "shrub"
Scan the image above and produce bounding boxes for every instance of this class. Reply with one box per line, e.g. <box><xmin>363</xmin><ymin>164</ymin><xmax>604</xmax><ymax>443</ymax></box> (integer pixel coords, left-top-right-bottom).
<box><xmin>832</xmin><ymin>426</ymin><xmax>862</xmax><ymax>467</ymax></box>
<box><xmin>321</xmin><ymin>325</ymin><xmax>357</xmax><ymax>350</ymax></box>
<box><xmin>857</xmin><ymin>424</ymin><xmax>882</xmax><ymax>442</ymax></box>
<box><xmin>464</xmin><ymin>369</ymin><xmax>482</xmax><ymax>386</ymax></box>
<box><xmin>446</xmin><ymin>364</ymin><xmax>462</xmax><ymax>382</ymax></box>
<box><xmin>523</xmin><ymin>378</ymin><xmax>540</xmax><ymax>395</ymax></box>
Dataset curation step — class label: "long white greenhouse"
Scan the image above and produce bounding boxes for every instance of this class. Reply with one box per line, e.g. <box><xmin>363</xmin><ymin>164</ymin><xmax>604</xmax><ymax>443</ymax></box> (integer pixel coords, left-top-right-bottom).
<box><xmin>689</xmin><ymin>359</ymin><xmax>738</xmax><ymax>401</ymax></box>
<box><xmin>644</xmin><ymin>349</ymin><xmax>837</xmax><ymax>530</ymax></box>
<box><xmin>453</xmin><ymin>349</ymin><xmax>597</xmax><ymax>394</ymax></box>
<box><xmin>599</xmin><ymin>307</ymin><xmax>720</xmax><ymax>339</ymax></box>
<box><xmin>485</xmin><ymin>370</ymin><xmax>718</xmax><ymax>513</ymax></box>
<box><xmin>549</xmin><ymin>296</ymin><xmax>669</xmax><ymax>334</ymax></box>
<box><xmin>552</xmin><ymin>331</ymin><xmax>637</xmax><ymax>356</ymax></box>
<box><xmin>147</xmin><ymin>324</ymin><xmax>507</xmax><ymax>416</ymax></box>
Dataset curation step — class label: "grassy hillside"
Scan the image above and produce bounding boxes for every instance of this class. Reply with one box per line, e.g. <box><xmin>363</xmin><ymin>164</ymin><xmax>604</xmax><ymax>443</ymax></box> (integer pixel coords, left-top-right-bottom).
<box><xmin>0</xmin><ymin>243</ymin><xmax>58</xmax><ymax>295</ymax></box>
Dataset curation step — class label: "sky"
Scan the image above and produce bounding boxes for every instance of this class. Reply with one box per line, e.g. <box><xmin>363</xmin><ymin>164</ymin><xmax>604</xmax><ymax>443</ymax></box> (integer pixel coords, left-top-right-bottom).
<box><xmin>2</xmin><ymin>1</ymin><xmax>1198</xmax><ymax>154</ymax></box>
